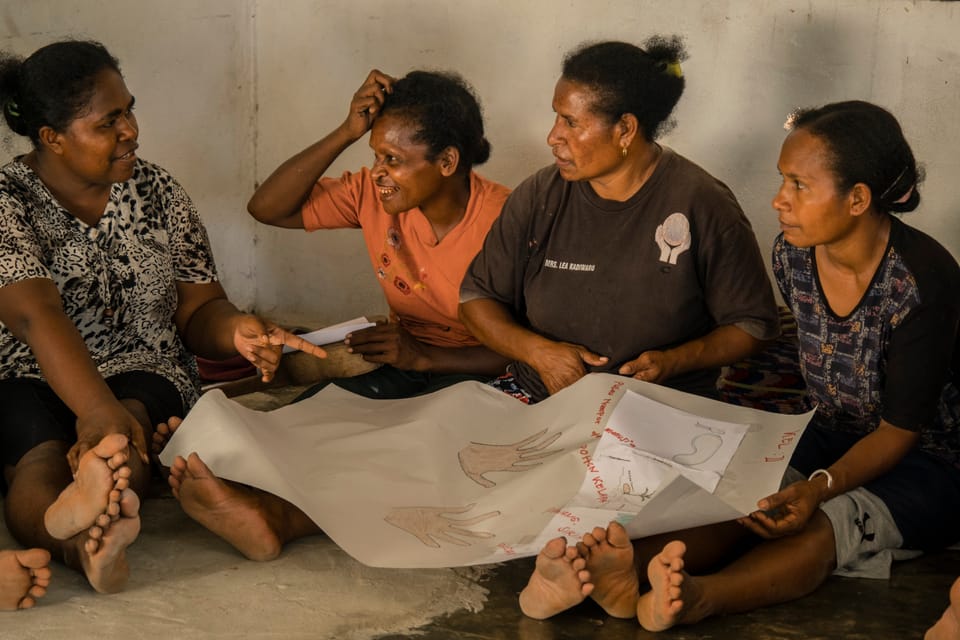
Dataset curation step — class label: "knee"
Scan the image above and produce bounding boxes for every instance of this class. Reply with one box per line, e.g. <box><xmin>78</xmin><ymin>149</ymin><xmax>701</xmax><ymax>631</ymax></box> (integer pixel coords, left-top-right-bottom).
<box><xmin>803</xmin><ymin>510</ymin><xmax>839</xmax><ymax>577</ymax></box>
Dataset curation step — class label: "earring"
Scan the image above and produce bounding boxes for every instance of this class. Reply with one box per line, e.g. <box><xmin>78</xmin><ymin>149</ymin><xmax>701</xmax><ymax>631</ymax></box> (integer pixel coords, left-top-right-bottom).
<box><xmin>621</xmin><ymin>146</ymin><xmax>628</xmax><ymax>158</ymax></box>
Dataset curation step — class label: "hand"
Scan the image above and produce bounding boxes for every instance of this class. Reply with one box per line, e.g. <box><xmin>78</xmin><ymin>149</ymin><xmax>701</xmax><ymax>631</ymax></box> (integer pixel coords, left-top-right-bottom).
<box><xmin>737</xmin><ymin>479</ymin><xmax>823</xmax><ymax>539</ymax></box>
<box><xmin>619</xmin><ymin>350</ymin><xmax>673</xmax><ymax>384</ymax></box>
<box><xmin>345</xmin><ymin>321</ymin><xmax>430</xmax><ymax>371</ymax></box>
<box><xmin>530</xmin><ymin>341</ymin><xmax>608</xmax><ymax>396</ymax></box>
<box><xmin>341</xmin><ymin>69</ymin><xmax>395</xmax><ymax>140</ymax></box>
<box><xmin>458</xmin><ymin>428</ymin><xmax>563</xmax><ymax>488</ymax></box>
<box><xmin>233</xmin><ymin>315</ymin><xmax>327</xmax><ymax>382</ymax></box>
<box><xmin>383</xmin><ymin>504</ymin><xmax>499</xmax><ymax>548</ymax></box>
<box><xmin>70</xmin><ymin>402</ymin><xmax>148</xmax><ymax>473</ymax></box>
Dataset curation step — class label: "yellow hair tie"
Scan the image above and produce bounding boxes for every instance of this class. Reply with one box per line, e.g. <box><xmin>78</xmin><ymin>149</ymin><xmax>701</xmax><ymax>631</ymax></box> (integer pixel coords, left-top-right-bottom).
<box><xmin>664</xmin><ymin>61</ymin><xmax>683</xmax><ymax>78</ymax></box>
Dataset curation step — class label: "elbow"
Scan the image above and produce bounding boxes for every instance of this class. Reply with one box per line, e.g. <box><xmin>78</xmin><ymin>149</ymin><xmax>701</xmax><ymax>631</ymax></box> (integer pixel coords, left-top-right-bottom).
<box><xmin>246</xmin><ymin>195</ymin><xmax>268</xmax><ymax>223</ymax></box>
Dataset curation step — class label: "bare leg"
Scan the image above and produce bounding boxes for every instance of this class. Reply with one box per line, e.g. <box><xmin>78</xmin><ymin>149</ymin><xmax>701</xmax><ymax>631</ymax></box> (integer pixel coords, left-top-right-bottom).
<box><xmin>43</xmin><ymin>433</ymin><xmax>131</xmax><ymax>540</ymax></box>
<box><xmin>518</xmin><ymin>537</ymin><xmax>593</xmax><ymax>619</ymax></box>
<box><xmin>6</xmin><ymin>400</ymin><xmax>152</xmax><ymax>594</ymax></box>
<box><xmin>0</xmin><ymin>549</ymin><xmax>52</xmax><ymax>611</ymax></box>
<box><xmin>578</xmin><ymin>522</ymin><xmax>639</xmax><ymax>618</ymax></box>
<box><xmin>636</xmin><ymin>511</ymin><xmax>837</xmax><ymax>631</ymax></box>
<box><xmin>927</xmin><ymin>577</ymin><xmax>960</xmax><ymax>640</ymax></box>
<box><xmin>168</xmin><ymin>452</ymin><xmax>320</xmax><ymax>561</ymax></box>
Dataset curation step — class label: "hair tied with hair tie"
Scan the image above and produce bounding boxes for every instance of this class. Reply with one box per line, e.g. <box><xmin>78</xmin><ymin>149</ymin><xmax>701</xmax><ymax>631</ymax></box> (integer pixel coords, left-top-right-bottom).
<box><xmin>663</xmin><ymin>60</ymin><xmax>683</xmax><ymax>78</ymax></box>
<box><xmin>894</xmin><ymin>185</ymin><xmax>914</xmax><ymax>205</ymax></box>
<box><xmin>4</xmin><ymin>99</ymin><xmax>20</xmax><ymax>118</ymax></box>
<box><xmin>880</xmin><ymin>165</ymin><xmax>911</xmax><ymax>203</ymax></box>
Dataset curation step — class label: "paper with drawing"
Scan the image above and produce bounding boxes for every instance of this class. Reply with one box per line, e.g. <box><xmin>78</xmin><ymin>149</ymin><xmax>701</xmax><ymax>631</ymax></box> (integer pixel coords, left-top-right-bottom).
<box><xmin>160</xmin><ymin>373</ymin><xmax>813</xmax><ymax>568</ymax></box>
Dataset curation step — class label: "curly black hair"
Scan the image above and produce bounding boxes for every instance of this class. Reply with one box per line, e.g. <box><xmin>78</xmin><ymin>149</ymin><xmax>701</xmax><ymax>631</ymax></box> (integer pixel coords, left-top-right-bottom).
<box><xmin>380</xmin><ymin>70</ymin><xmax>490</xmax><ymax>173</ymax></box>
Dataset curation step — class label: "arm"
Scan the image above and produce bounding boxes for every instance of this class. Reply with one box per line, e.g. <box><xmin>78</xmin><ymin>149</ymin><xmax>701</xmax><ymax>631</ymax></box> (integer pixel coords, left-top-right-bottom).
<box><xmin>247</xmin><ymin>69</ymin><xmax>395</xmax><ymax>229</ymax></box>
<box><xmin>175</xmin><ymin>281</ymin><xmax>326</xmax><ymax>382</ymax></box>
<box><xmin>619</xmin><ymin>324</ymin><xmax>767</xmax><ymax>384</ymax></box>
<box><xmin>459</xmin><ymin>298</ymin><xmax>606</xmax><ymax>395</ymax></box>
<box><xmin>343</xmin><ymin>321</ymin><xmax>509</xmax><ymax>376</ymax></box>
<box><xmin>0</xmin><ymin>278</ymin><xmax>148</xmax><ymax>467</ymax></box>
<box><xmin>741</xmin><ymin>420</ymin><xmax>918</xmax><ymax>538</ymax></box>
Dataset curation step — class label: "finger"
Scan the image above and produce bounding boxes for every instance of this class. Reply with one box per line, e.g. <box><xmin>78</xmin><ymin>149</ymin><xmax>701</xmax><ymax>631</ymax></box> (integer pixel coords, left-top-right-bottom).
<box><xmin>352</xmin><ymin>95</ymin><xmax>383</xmax><ymax>117</ymax></box>
<box><xmin>619</xmin><ymin>360</ymin><xmax>641</xmax><ymax>375</ymax></box>
<box><xmin>130</xmin><ymin>432</ymin><xmax>149</xmax><ymax>465</ymax></box>
<box><xmin>67</xmin><ymin>443</ymin><xmax>89</xmax><ymax>474</ymax></box>
<box><xmin>578</xmin><ymin>349</ymin><xmax>609</xmax><ymax>367</ymax></box>
<box><xmin>738</xmin><ymin>515</ymin><xmax>775</xmax><ymax>539</ymax></box>
<box><xmin>757</xmin><ymin>487</ymin><xmax>793</xmax><ymax>512</ymax></box>
<box><xmin>432</xmin><ymin>531</ymin><xmax>471</xmax><ymax>547</ymax></box>
<box><xmin>514</xmin><ymin>428</ymin><xmax>549</xmax><ymax>448</ymax></box>
<box><xmin>346</xmin><ymin>324</ymin><xmax>396</xmax><ymax>343</ymax></box>
<box><xmin>347</xmin><ymin>340</ymin><xmax>393</xmax><ymax>356</ymax></box>
<box><xmin>269</xmin><ymin>329</ymin><xmax>327</xmax><ymax>358</ymax></box>
<box><xmin>366</xmin><ymin>69</ymin><xmax>395</xmax><ymax>93</ymax></box>
<box><xmin>517</xmin><ymin>448</ymin><xmax>563</xmax><ymax>461</ymax></box>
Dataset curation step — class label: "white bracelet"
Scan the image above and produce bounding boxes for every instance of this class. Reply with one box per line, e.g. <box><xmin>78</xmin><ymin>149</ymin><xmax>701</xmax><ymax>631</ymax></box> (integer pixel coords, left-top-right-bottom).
<box><xmin>808</xmin><ymin>468</ymin><xmax>834</xmax><ymax>489</ymax></box>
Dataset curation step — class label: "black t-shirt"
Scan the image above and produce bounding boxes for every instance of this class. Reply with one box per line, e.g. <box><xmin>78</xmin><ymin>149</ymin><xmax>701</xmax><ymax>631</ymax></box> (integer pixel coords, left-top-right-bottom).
<box><xmin>462</xmin><ymin>148</ymin><xmax>780</xmax><ymax>401</ymax></box>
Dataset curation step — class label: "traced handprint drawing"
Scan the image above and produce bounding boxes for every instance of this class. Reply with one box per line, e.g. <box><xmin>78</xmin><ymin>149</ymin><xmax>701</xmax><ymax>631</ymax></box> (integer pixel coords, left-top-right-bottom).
<box><xmin>384</xmin><ymin>504</ymin><xmax>500</xmax><ymax>548</ymax></box>
<box><xmin>458</xmin><ymin>428</ymin><xmax>563</xmax><ymax>488</ymax></box>
<box><xmin>672</xmin><ymin>433</ymin><xmax>723</xmax><ymax>467</ymax></box>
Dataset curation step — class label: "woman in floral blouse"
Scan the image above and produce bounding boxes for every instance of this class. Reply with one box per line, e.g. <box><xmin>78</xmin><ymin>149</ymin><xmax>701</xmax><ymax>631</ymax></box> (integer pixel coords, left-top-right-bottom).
<box><xmin>0</xmin><ymin>39</ymin><xmax>323</xmax><ymax>597</ymax></box>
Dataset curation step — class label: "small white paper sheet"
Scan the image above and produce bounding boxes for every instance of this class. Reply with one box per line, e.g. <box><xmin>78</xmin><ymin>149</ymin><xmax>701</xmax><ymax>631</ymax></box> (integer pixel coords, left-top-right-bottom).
<box><xmin>282</xmin><ymin>316</ymin><xmax>376</xmax><ymax>353</ymax></box>
<box><xmin>160</xmin><ymin>373</ymin><xmax>813</xmax><ymax>568</ymax></box>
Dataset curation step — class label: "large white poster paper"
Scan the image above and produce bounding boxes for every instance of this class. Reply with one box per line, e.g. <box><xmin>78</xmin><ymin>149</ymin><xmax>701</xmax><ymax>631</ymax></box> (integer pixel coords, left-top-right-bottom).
<box><xmin>160</xmin><ymin>373</ymin><xmax>813</xmax><ymax>568</ymax></box>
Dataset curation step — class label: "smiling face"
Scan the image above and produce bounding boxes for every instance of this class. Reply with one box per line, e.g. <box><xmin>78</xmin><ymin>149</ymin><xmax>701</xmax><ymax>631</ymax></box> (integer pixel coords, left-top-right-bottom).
<box><xmin>368</xmin><ymin>113</ymin><xmax>447</xmax><ymax>216</ymax></box>
<box><xmin>546</xmin><ymin>77</ymin><xmax>622</xmax><ymax>183</ymax></box>
<box><xmin>49</xmin><ymin>68</ymin><xmax>139</xmax><ymax>186</ymax></box>
<box><xmin>772</xmin><ymin>128</ymin><xmax>859</xmax><ymax>248</ymax></box>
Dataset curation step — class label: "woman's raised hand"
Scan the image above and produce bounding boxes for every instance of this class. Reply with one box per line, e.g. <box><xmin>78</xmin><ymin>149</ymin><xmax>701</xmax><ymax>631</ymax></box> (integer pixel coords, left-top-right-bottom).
<box><xmin>343</xmin><ymin>69</ymin><xmax>395</xmax><ymax>140</ymax></box>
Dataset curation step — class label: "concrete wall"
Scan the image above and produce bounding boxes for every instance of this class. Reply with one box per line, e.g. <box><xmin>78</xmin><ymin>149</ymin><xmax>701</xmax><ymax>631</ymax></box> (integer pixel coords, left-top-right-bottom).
<box><xmin>2</xmin><ymin>1</ymin><xmax>958</xmax><ymax>326</ymax></box>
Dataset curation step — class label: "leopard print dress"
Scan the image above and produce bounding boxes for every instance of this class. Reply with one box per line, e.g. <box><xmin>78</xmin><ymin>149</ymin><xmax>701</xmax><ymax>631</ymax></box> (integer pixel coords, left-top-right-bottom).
<box><xmin>0</xmin><ymin>157</ymin><xmax>219</xmax><ymax>409</ymax></box>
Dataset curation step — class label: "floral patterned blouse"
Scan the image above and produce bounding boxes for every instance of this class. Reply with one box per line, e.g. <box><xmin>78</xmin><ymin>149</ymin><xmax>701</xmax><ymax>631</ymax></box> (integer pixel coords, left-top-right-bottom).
<box><xmin>773</xmin><ymin>217</ymin><xmax>960</xmax><ymax>467</ymax></box>
<box><xmin>0</xmin><ymin>158</ymin><xmax>219</xmax><ymax>408</ymax></box>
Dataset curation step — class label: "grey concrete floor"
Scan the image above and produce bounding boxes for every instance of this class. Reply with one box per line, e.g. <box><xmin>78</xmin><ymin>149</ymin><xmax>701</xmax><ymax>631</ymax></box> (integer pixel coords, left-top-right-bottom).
<box><xmin>2</xmin><ymin>383</ymin><xmax>956</xmax><ymax>639</ymax></box>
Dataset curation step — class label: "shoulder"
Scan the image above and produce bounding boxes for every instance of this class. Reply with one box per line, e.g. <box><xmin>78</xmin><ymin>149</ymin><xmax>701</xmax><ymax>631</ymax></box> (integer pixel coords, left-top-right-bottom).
<box><xmin>471</xmin><ymin>172</ymin><xmax>511</xmax><ymax>205</ymax></box>
<box><xmin>125</xmin><ymin>159</ymin><xmax>189</xmax><ymax>200</ymax></box>
<box><xmin>504</xmin><ymin>165</ymin><xmax>567</xmax><ymax>212</ymax></box>
<box><xmin>660</xmin><ymin>149</ymin><xmax>728</xmax><ymax>189</ymax></box>
<box><xmin>468</xmin><ymin>172</ymin><xmax>511</xmax><ymax>223</ymax></box>
<box><xmin>519</xmin><ymin>164</ymin><xmax>565</xmax><ymax>196</ymax></box>
<box><xmin>659</xmin><ymin>149</ymin><xmax>742</xmax><ymax>212</ymax></box>
<box><xmin>890</xmin><ymin>216</ymin><xmax>960</xmax><ymax>300</ymax></box>
<box><xmin>0</xmin><ymin>160</ymin><xmax>30</xmax><ymax>201</ymax></box>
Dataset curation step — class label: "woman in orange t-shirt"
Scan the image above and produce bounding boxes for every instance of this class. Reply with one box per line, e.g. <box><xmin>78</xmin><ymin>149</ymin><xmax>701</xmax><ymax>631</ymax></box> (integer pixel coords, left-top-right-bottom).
<box><xmin>248</xmin><ymin>69</ymin><xmax>510</xmax><ymax>399</ymax></box>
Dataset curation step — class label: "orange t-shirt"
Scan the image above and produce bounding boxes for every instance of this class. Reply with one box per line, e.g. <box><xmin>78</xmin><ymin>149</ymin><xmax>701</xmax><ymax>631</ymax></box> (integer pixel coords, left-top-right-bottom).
<box><xmin>301</xmin><ymin>168</ymin><xmax>510</xmax><ymax>347</ymax></box>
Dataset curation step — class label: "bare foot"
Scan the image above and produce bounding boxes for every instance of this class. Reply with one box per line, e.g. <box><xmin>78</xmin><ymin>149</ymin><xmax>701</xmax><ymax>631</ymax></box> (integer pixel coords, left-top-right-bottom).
<box><xmin>579</xmin><ymin>521</ymin><xmax>639</xmax><ymax>618</ymax></box>
<box><xmin>927</xmin><ymin>577</ymin><xmax>960</xmax><ymax>640</ymax></box>
<box><xmin>151</xmin><ymin>416</ymin><xmax>182</xmax><ymax>459</ymax></box>
<box><xmin>168</xmin><ymin>453</ymin><xmax>282</xmax><ymax>561</ymax></box>
<box><xmin>637</xmin><ymin>540</ymin><xmax>706</xmax><ymax>631</ymax></box>
<box><xmin>80</xmin><ymin>488</ymin><xmax>140</xmax><ymax>594</ymax></box>
<box><xmin>44</xmin><ymin>433</ymin><xmax>131</xmax><ymax>540</ymax></box>
<box><xmin>0</xmin><ymin>549</ymin><xmax>52</xmax><ymax>610</ymax></box>
<box><xmin>518</xmin><ymin>537</ymin><xmax>593</xmax><ymax>619</ymax></box>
